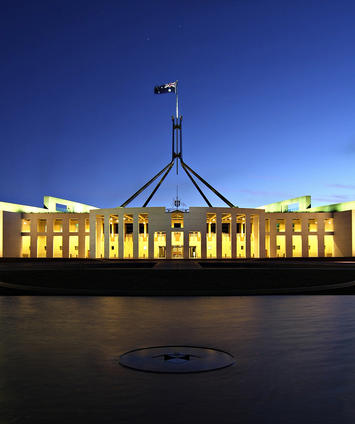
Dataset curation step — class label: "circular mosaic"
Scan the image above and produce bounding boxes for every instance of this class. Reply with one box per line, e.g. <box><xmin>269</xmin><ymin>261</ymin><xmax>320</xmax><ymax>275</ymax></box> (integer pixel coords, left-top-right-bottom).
<box><xmin>119</xmin><ymin>346</ymin><xmax>235</xmax><ymax>373</ymax></box>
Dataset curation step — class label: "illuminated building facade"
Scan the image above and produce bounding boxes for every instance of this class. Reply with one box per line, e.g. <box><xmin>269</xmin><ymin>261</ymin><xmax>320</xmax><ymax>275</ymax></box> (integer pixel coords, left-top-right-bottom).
<box><xmin>1</xmin><ymin>195</ymin><xmax>355</xmax><ymax>259</ymax></box>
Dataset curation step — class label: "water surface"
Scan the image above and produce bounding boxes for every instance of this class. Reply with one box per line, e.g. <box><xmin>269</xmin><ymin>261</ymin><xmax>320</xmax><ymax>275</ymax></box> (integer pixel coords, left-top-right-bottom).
<box><xmin>1</xmin><ymin>295</ymin><xmax>355</xmax><ymax>423</ymax></box>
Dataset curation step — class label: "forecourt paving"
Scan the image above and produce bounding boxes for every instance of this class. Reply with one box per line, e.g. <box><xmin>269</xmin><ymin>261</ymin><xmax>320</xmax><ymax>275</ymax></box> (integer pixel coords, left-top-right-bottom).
<box><xmin>0</xmin><ymin>258</ymin><xmax>355</xmax><ymax>295</ymax></box>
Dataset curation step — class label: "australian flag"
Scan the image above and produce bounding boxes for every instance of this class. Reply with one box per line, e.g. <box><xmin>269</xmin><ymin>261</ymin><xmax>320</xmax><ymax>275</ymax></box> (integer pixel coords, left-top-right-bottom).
<box><xmin>154</xmin><ymin>81</ymin><xmax>177</xmax><ymax>94</ymax></box>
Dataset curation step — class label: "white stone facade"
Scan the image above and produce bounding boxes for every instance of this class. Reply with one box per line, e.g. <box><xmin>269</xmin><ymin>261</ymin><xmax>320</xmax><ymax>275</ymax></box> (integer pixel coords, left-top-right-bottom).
<box><xmin>1</xmin><ymin>197</ymin><xmax>354</xmax><ymax>259</ymax></box>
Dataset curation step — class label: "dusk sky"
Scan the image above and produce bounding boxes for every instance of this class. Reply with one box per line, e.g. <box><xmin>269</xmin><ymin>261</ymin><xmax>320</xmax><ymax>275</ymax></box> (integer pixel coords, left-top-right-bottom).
<box><xmin>1</xmin><ymin>0</ymin><xmax>355</xmax><ymax>209</ymax></box>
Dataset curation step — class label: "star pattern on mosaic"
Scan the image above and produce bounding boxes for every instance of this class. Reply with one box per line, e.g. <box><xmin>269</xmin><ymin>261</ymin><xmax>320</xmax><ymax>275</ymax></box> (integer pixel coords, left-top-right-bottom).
<box><xmin>153</xmin><ymin>352</ymin><xmax>200</xmax><ymax>364</ymax></box>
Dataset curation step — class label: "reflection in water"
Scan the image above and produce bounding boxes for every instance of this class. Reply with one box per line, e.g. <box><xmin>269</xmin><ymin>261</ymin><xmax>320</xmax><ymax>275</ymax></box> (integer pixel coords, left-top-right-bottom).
<box><xmin>1</xmin><ymin>296</ymin><xmax>355</xmax><ymax>423</ymax></box>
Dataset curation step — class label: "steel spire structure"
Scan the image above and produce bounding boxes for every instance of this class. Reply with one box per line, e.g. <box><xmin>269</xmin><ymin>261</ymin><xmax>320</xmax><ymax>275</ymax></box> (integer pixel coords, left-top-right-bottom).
<box><xmin>121</xmin><ymin>83</ymin><xmax>236</xmax><ymax>208</ymax></box>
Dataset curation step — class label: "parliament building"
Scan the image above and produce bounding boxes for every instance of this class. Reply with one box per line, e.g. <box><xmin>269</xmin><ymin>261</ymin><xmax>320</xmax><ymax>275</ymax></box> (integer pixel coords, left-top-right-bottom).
<box><xmin>1</xmin><ymin>194</ymin><xmax>354</xmax><ymax>259</ymax></box>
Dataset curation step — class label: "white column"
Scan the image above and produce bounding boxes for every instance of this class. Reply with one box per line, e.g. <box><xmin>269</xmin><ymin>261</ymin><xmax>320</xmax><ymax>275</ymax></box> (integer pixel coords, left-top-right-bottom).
<box><xmin>285</xmin><ymin>216</ymin><xmax>293</xmax><ymax>258</ymax></box>
<box><xmin>133</xmin><ymin>213</ymin><xmax>139</xmax><ymax>259</ymax></box>
<box><xmin>245</xmin><ymin>214</ymin><xmax>251</xmax><ymax>258</ymax></box>
<box><xmin>118</xmin><ymin>211</ymin><xmax>124</xmax><ymax>259</ymax></box>
<box><xmin>216</xmin><ymin>212</ymin><xmax>222</xmax><ymax>259</ymax></box>
<box><xmin>258</xmin><ymin>212</ymin><xmax>265</xmax><ymax>258</ymax></box>
<box><xmin>104</xmin><ymin>214</ymin><xmax>110</xmax><ymax>259</ymax></box>
<box><xmin>301</xmin><ymin>216</ymin><xmax>309</xmax><ymax>258</ymax></box>
<box><xmin>89</xmin><ymin>212</ymin><xmax>96</xmax><ymax>259</ymax></box>
<box><xmin>317</xmin><ymin>216</ymin><xmax>325</xmax><ymax>257</ymax></box>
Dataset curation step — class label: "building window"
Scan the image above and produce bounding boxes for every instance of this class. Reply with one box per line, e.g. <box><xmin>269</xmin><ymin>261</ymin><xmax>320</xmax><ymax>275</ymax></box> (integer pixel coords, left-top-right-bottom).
<box><xmin>37</xmin><ymin>219</ymin><xmax>47</xmax><ymax>233</ymax></box>
<box><xmin>236</xmin><ymin>223</ymin><xmax>245</xmax><ymax>233</ymax></box>
<box><xmin>324</xmin><ymin>218</ymin><xmax>334</xmax><ymax>232</ymax></box>
<box><xmin>123</xmin><ymin>214</ymin><xmax>133</xmax><ymax>259</ymax></box>
<box><xmin>53</xmin><ymin>236</ymin><xmax>63</xmax><ymax>258</ymax></box>
<box><xmin>292</xmin><ymin>235</ymin><xmax>302</xmax><ymax>257</ymax></box>
<box><xmin>171</xmin><ymin>212</ymin><xmax>184</xmax><ymax>229</ymax></box>
<box><xmin>53</xmin><ymin>219</ymin><xmax>63</xmax><ymax>232</ymax></box>
<box><xmin>308</xmin><ymin>235</ymin><xmax>318</xmax><ymax>256</ymax></box>
<box><xmin>308</xmin><ymin>219</ymin><xmax>317</xmax><ymax>232</ymax></box>
<box><xmin>69</xmin><ymin>219</ymin><xmax>79</xmax><ymax>232</ymax></box>
<box><xmin>138</xmin><ymin>214</ymin><xmax>148</xmax><ymax>259</ymax></box>
<box><xmin>109</xmin><ymin>215</ymin><xmax>119</xmax><ymax>259</ymax></box>
<box><xmin>206</xmin><ymin>213</ymin><xmax>217</xmax><ymax>258</ymax></box>
<box><xmin>21</xmin><ymin>236</ymin><xmax>31</xmax><ymax>257</ymax></box>
<box><xmin>222</xmin><ymin>223</ymin><xmax>229</xmax><ymax>233</ymax></box>
<box><xmin>56</xmin><ymin>203</ymin><xmax>67</xmax><ymax>212</ymax></box>
<box><xmin>154</xmin><ymin>232</ymin><xmax>166</xmax><ymax>259</ymax></box>
<box><xmin>21</xmin><ymin>219</ymin><xmax>30</xmax><ymax>232</ymax></box>
<box><xmin>37</xmin><ymin>235</ymin><xmax>47</xmax><ymax>257</ymax></box>
<box><xmin>69</xmin><ymin>235</ymin><xmax>79</xmax><ymax>258</ymax></box>
<box><xmin>222</xmin><ymin>214</ymin><xmax>232</xmax><ymax>258</ymax></box>
<box><xmin>292</xmin><ymin>219</ymin><xmax>301</xmax><ymax>232</ymax></box>
<box><xmin>125</xmin><ymin>223</ymin><xmax>133</xmax><ymax>234</ymax></box>
<box><xmin>276</xmin><ymin>219</ymin><xmax>285</xmax><ymax>232</ymax></box>
<box><xmin>276</xmin><ymin>235</ymin><xmax>286</xmax><ymax>257</ymax></box>
<box><xmin>189</xmin><ymin>232</ymin><xmax>201</xmax><ymax>259</ymax></box>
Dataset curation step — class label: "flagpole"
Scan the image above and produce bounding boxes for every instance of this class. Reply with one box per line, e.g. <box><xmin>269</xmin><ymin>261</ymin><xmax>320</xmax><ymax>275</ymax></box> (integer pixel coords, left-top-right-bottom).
<box><xmin>175</xmin><ymin>80</ymin><xmax>178</xmax><ymax>119</ymax></box>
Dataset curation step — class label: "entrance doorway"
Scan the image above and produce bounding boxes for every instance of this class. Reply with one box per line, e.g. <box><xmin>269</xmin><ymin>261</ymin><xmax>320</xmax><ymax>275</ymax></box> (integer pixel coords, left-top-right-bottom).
<box><xmin>159</xmin><ymin>246</ymin><xmax>166</xmax><ymax>258</ymax></box>
<box><xmin>189</xmin><ymin>246</ymin><xmax>196</xmax><ymax>258</ymax></box>
<box><xmin>172</xmin><ymin>246</ymin><xmax>183</xmax><ymax>259</ymax></box>
<box><xmin>171</xmin><ymin>231</ymin><xmax>184</xmax><ymax>259</ymax></box>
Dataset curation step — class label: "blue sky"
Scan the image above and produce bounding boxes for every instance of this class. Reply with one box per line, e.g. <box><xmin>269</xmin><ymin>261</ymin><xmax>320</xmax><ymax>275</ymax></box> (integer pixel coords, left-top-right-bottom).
<box><xmin>1</xmin><ymin>0</ymin><xmax>355</xmax><ymax>209</ymax></box>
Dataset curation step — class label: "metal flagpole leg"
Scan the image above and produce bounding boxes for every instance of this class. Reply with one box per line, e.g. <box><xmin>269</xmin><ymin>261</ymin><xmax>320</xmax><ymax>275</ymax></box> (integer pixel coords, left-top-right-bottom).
<box><xmin>181</xmin><ymin>161</ymin><xmax>212</xmax><ymax>207</ymax></box>
<box><xmin>175</xmin><ymin>81</ymin><xmax>179</xmax><ymax>174</ymax></box>
<box><xmin>143</xmin><ymin>160</ymin><xmax>175</xmax><ymax>207</ymax></box>
<box><xmin>176</xmin><ymin>119</ymin><xmax>179</xmax><ymax>174</ymax></box>
<box><xmin>120</xmin><ymin>160</ymin><xmax>175</xmax><ymax>207</ymax></box>
<box><xmin>179</xmin><ymin>116</ymin><xmax>183</xmax><ymax>159</ymax></box>
<box><xmin>171</xmin><ymin>116</ymin><xmax>175</xmax><ymax>161</ymax></box>
<box><xmin>181</xmin><ymin>160</ymin><xmax>236</xmax><ymax>208</ymax></box>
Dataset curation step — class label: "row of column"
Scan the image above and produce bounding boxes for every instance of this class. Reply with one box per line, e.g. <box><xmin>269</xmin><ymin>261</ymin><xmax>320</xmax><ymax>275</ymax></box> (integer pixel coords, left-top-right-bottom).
<box><xmin>267</xmin><ymin>215</ymin><xmax>329</xmax><ymax>258</ymax></box>
<box><xmin>24</xmin><ymin>214</ymin><xmax>89</xmax><ymax>258</ymax></box>
<box><xmin>90</xmin><ymin>210</ymin><xmax>265</xmax><ymax>259</ymax></box>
